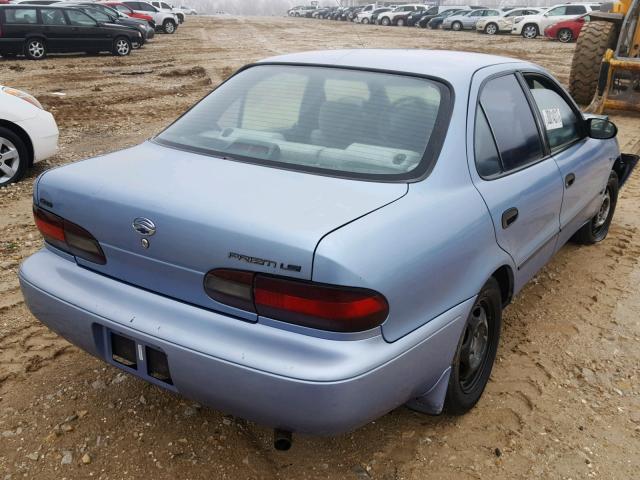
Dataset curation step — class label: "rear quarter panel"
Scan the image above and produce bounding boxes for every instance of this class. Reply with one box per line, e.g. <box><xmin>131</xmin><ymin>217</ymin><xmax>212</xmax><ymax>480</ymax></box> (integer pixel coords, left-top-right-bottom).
<box><xmin>313</xmin><ymin>101</ymin><xmax>514</xmax><ymax>342</ymax></box>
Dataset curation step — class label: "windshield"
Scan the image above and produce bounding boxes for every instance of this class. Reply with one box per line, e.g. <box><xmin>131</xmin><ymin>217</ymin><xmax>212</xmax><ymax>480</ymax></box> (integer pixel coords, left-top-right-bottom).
<box><xmin>156</xmin><ymin>65</ymin><xmax>450</xmax><ymax>181</ymax></box>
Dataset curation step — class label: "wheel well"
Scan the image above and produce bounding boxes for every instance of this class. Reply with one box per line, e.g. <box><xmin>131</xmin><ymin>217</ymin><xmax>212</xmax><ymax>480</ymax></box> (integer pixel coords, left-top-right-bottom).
<box><xmin>0</xmin><ymin>120</ymin><xmax>34</xmax><ymax>166</ymax></box>
<box><xmin>491</xmin><ymin>265</ymin><xmax>514</xmax><ymax>307</ymax></box>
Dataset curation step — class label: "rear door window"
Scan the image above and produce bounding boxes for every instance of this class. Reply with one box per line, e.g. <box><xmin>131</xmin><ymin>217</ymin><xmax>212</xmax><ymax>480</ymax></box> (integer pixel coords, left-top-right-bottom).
<box><xmin>41</xmin><ymin>8</ymin><xmax>68</xmax><ymax>25</ymax></box>
<box><xmin>479</xmin><ymin>74</ymin><xmax>544</xmax><ymax>173</ymax></box>
<box><xmin>566</xmin><ymin>5</ymin><xmax>587</xmax><ymax>14</ymax></box>
<box><xmin>547</xmin><ymin>6</ymin><xmax>567</xmax><ymax>16</ymax></box>
<box><xmin>4</xmin><ymin>8</ymin><xmax>38</xmax><ymax>24</ymax></box>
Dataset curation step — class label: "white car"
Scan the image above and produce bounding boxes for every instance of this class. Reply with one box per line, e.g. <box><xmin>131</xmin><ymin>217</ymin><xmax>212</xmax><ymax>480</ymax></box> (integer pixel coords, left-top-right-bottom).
<box><xmin>121</xmin><ymin>1</ymin><xmax>179</xmax><ymax>34</ymax></box>
<box><xmin>148</xmin><ymin>1</ymin><xmax>185</xmax><ymax>23</ymax></box>
<box><xmin>476</xmin><ymin>8</ymin><xmax>542</xmax><ymax>34</ymax></box>
<box><xmin>356</xmin><ymin>7</ymin><xmax>389</xmax><ymax>24</ymax></box>
<box><xmin>179</xmin><ymin>5</ymin><xmax>196</xmax><ymax>15</ymax></box>
<box><xmin>511</xmin><ymin>3</ymin><xmax>601</xmax><ymax>39</ymax></box>
<box><xmin>377</xmin><ymin>4</ymin><xmax>426</xmax><ymax>26</ymax></box>
<box><xmin>0</xmin><ymin>87</ymin><xmax>58</xmax><ymax>187</ymax></box>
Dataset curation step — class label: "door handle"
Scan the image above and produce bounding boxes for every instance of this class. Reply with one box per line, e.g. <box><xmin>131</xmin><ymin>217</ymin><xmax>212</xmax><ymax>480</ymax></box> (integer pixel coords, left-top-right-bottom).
<box><xmin>501</xmin><ymin>207</ymin><xmax>519</xmax><ymax>229</ymax></box>
<box><xmin>565</xmin><ymin>173</ymin><xmax>576</xmax><ymax>188</ymax></box>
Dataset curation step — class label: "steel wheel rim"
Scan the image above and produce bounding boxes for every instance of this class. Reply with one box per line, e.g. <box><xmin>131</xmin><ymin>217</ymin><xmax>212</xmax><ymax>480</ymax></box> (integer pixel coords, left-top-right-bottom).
<box><xmin>116</xmin><ymin>39</ymin><xmax>129</xmax><ymax>55</ymax></box>
<box><xmin>486</xmin><ymin>24</ymin><xmax>497</xmax><ymax>34</ymax></box>
<box><xmin>558</xmin><ymin>30</ymin><xmax>572</xmax><ymax>42</ymax></box>
<box><xmin>459</xmin><ymin>302</ymin><xmax>490</xmax><ymax>392</ymax></box>
<box><xmin>593</xmin><ymin>189</ymin><xmax>611</xmax><ymax>230</ymax></box>
<box><xmin>0</xmin><ymin>137</ymin><xmax>20</xmax><ymax>183</ymax></box>
<box><xmin>523</xmin><ymin>25</ymin><xmax>536</xmax><ymax>38</ymax></box>
<box><xmin>29</xmin><ymin>41</ymin><xmax>44</xmax><ymax>58</ymax></box>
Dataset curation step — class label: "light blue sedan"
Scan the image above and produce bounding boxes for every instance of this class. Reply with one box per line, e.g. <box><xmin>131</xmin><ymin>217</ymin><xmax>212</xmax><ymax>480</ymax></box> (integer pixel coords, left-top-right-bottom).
<box><xmin>19</xmin><ymin>50</ymin><xmax>637</xmax><ymax>449</ymax></box>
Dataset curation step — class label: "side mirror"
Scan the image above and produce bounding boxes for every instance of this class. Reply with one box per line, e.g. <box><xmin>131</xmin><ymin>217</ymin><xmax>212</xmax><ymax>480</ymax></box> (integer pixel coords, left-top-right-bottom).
<box><xmin>586</xmin><ymin>117</ymin><xmax>617</xmax><ymax>140</ymax></box>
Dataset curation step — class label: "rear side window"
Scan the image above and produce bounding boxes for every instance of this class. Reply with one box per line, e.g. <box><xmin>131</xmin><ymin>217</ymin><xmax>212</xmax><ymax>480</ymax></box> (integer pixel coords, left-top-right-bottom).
<box><xmin>524</xmin><ymin>74</ymin><xmax>583</xmax><ymax>151</ymax></box>
<box><xmin>479</xmin><ymin>74</ymin><xmax>544</xmax><ymax>173</ymax></box>
<box><xmin>4</xmin><ymin>8</ymin><xmax>38</xmax><ymax>24</ymax></box>
<box><xmin>566</xmin><ymin>5</ymin><xmax>587</xmax><ymax>14</ymax></box>
<box><xmin>156</xmin><ymin>65</ymin><xmax>450</xmax><ymax>181</ymax></box>
<box><xmin>41</xmin><ymin>8</ymin><xmax>67</xmax><ymax>25</ymax></box>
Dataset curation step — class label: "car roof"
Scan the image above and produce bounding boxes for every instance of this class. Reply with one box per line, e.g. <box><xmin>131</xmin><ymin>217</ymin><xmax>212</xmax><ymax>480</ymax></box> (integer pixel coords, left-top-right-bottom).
<box><xmin>257</xmin><ymin>50</ymin><xmax>525</xmax><ymax>84</ymax></box>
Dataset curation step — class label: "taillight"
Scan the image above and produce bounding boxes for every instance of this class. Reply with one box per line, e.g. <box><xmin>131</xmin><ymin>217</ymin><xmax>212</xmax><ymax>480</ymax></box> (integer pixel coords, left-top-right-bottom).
<box><xmin>33</xmin><ymin>205</ymin><xmax>106</xmax><ymax>265</ymax></box>
<box><xmin>203</xmin><ymin>269</ymin><xmax>388</xmax><ymax>333</ymax></box>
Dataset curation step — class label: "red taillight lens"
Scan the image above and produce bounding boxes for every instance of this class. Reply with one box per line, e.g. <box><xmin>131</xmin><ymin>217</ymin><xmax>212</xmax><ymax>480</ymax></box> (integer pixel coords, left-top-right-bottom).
<box><xmin>203</xmin><ymin>269</ymin><xmax>388</xmax><ymax>332</ymax></box>
<box><xmin>254</xmin><ymin>276</ymin><xmax>388</xmax><ymax>332</ymax></box>
<box><xmin>33</xmin><ymin>205</ymin><xmax>106</xmax><ymax>265</ymax></box>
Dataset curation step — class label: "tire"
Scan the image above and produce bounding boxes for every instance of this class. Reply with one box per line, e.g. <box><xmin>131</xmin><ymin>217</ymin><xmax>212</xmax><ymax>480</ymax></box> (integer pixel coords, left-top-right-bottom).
<box><xmin>24</xmin><ymin>38</ymin><xmax>46</xmax><ymax>60</ymax></box>
<box><xmin>381</xmin><ymin>16</ymin><xmax>390</xmax><ymax>26</ymax></box>
<box><xmin>521</xmin><ymin>23</ymin><xmax>538</xmax><ymax>39</ymax></box>
<box><xmin>112</xmin><ymin>37</ymin><xmax>131</xmax><ymax>56</ymax></box>
<box><xmin>485</xmin><ymin>22</ymin><xmax>498</xmax><ymax>35</ymax></box>
<box><xmin>557</xmin><ymin>28</ymin><xmax>573</xmax><ymax>43</ymax></box>
<box><xmin>163</xmin><ymin>19</ymin><xmax>176</xmax><ymax>34</ymax></box>
<box><xmin>0</xmin><ymin>127</ymin><xmax>29</xmax><ymax>187</ymax></box>
<box><xmin>569</xmin><ymin>21</ymin><xmax>618</xmax><ymax>105</ymax></box>
<box><xmin>396</xmin><ymin>18</ymin><xmax>405</xmax><ymax>26</ymax></box>
<box><xmin>572</xmin><ymin>171</ymin><xmax>619</xmax><ymax>244</ymax></box>
<box><xmin>445</xmin><ymin>277</ymin><xmax>502</xmax><ymax>415</ymax></box>
<box><xmin>452</xmin><ymin>21</ymin><xmax>462</xmax><ymax>31</ymax></box>
<box><xmin>362</xmin><ymin>18</ymin><xmax>369</xmax><ymax>24</ymax></box>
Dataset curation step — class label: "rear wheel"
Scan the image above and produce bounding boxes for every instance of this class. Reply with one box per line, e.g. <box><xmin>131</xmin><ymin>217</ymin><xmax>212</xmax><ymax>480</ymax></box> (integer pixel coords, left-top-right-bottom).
<box><xmin>445</xmin><ymin>278</ymin><xmax>502</xmax><ymax>414</ymax></box>
<box><xmin>163</xmin><ymin>19</ymin><xmax>176</xmax><ymax>34</ymax></box>
<box><xmin>557</xmin><ymin>28</ymin><xmax>573</xmax><ymax>43</ymax></box>
<box><xmin>485</xmin><ymin>22</ymin><xmax>498</xmax><ymax>35</ymax></box>
<box><xmin>521</xmin><ymin>23</ymin><xmax>538</xmax><ymax>39</ymax></box>
<box><xmin>381</xmin><ymin>16</ymin><xmax>390</xmax><ymax>26</ymax></box>
<box><xmin>569</xmin><ymin>21</ymin><xmax>618</xmax><ymax>105</ymax></box>
<box><xmin>572</xmin><ymin>172</ymin><xmax>619</xmax><ymax>244</ymax></box>
<box><xmin>396</xmin><ymin>18</ymin><xmax>405</xmax><ymax>26</ymax></box>
<box><xmin>362</xmin><ymin>17</ymin><xmax>369</xmax><ymax>24</ymax></box>
<box><xmin>25</xmin><ymin>38</ymin><xmax>46</xmax><ymax>60</ymax></box>
<box><xmin>112</xmin><ymin>37</ymin><xmax>131</xmax><ymax>56</ymax></box>
<box><xmin>0</xmin><ymin>127</ymin><xmax>29</xmax><ymax>187</ymax></box>
<box><xmin>452</xmin><ymin>21</ymin><xmax>462</xmax><ymax>31</ymax></box>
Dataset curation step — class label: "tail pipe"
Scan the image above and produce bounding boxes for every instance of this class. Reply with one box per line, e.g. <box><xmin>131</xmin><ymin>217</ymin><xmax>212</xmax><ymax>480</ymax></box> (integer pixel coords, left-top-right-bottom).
<box><xmin>273</xmin><ymin>429</ymin><xmax>292</xmax><ymax>451</ymax></box>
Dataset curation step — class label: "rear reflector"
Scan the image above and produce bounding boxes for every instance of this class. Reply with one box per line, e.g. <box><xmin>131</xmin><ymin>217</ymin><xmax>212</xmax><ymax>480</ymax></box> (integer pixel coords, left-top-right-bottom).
<box><xmin>204</xmin><ymin>269</ymin><xmax>388</xmax><ymax>332</ymax></box>
<box><xmin>33</xmin><ymin>205</ymin><xmax>106</xmax><ymax>264</ymax></box>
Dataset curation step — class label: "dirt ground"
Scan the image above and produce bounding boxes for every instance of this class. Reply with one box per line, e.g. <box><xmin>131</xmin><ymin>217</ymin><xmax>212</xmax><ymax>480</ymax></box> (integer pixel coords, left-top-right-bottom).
<box><xmin>1</xmin><ymin>16</ymin><xmax>639</xmax><ymax>480</ymax></box>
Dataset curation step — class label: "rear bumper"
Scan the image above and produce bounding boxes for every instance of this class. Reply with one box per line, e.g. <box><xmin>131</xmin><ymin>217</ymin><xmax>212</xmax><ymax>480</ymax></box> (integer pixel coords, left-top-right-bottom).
<box><xmin>20</xmin><ymin>248</ymin><xmax>470</xmax><ymax>435</ymax></box>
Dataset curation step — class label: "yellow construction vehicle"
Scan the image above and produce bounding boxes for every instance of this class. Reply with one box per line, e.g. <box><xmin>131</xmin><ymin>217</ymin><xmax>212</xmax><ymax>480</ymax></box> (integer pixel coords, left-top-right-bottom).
<box><xmin>569</xmin><ymin>0</ymin><xmax>640</xmax><ymax>112</ymax></box>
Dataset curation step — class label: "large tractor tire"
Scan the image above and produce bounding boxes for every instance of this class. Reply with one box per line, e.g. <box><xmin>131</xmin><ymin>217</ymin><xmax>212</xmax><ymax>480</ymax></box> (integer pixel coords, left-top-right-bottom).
<box><xmin>569</xmin><ymin>21</ymin><xmax>618</xmax><ymax>105</ymax></box>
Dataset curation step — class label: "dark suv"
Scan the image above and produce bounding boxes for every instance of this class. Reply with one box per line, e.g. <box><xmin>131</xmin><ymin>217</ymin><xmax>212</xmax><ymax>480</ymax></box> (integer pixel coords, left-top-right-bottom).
<box><xmin>0</xmin><ymin>5</ymin><xmax>143</xmax><ymax>59</ymax></box>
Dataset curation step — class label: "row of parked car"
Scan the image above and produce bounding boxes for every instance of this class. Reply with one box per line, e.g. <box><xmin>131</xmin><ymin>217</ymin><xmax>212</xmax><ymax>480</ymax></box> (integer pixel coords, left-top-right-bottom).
<box><xmin>0</xmin><ymin>0</ymin><xmax>197</xmax><ymax>59</ymax></box>
<box><xmin>290</xmin><ymin>2</ymin><xmax>601</xmax><ymax>43</ymax></box>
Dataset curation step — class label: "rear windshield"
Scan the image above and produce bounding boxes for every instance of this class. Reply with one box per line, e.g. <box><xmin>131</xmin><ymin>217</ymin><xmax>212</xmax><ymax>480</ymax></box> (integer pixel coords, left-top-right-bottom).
<box><xmin>156</xmin><ymin>65</ymin><xmax>450</xmax><ymax>181</ymax></box>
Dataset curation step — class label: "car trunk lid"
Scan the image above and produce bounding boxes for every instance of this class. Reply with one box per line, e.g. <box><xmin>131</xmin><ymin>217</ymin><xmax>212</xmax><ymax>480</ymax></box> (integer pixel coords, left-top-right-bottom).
<box><xmin>36</xmin><ymin>141</ymin><xmax>407</xmax><ymax>319</ymax></box>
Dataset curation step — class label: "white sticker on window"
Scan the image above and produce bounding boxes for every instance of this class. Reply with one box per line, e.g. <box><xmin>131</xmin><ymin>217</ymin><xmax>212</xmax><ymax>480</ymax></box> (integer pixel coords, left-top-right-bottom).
<box><xmin>542</xmin><ymin>108</ymin><xmax>563</xmax><ymax>130</ymax></box>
